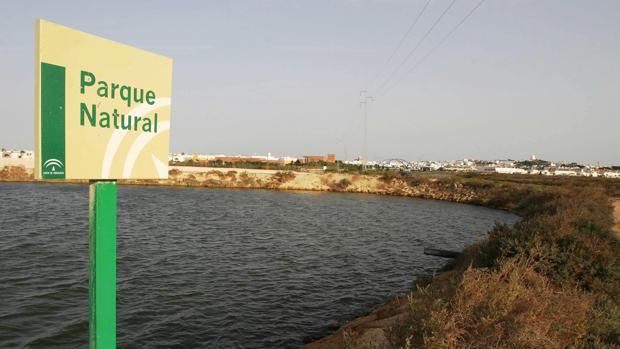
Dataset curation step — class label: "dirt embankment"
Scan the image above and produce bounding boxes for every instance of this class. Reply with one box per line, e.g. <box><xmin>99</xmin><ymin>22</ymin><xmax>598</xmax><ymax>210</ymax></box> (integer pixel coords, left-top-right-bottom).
<box><xmin>4</xmin><ymin>164</ymin><xmax>618</xmax><ymax>237</ymax></box>
<box><xmin>0</xmin><ymin>165</ymin><xmax>33</xmax><ymax>181</ymax></box>
<box><xmin>613</xmin><ymin>199</ymin><xmax>620</xmax><ymax>235</ymax></box>
<box><xmin>0</xmin><ymin>165</ymin><xmax>480</xmax><ymax>203</ymax></box>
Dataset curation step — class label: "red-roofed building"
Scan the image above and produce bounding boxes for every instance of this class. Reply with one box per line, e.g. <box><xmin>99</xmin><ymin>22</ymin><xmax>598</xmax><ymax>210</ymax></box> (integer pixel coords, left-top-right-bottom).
<box><xmin>302</xmin><ymin>154</ymin><xmax>336</xmax><ymax>163</ymax></box>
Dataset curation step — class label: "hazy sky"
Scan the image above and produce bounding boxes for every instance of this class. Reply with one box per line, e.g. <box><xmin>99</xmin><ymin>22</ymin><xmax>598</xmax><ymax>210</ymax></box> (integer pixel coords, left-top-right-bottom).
<box><xmin>1</xmin><ymin>0</ymin><xmax>618</xmax><ymax>164</ymax></box>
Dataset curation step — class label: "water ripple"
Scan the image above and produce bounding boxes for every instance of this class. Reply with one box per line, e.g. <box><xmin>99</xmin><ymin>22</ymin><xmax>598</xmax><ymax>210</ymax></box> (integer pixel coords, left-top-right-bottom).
<box><xmin>0</xmin><ymin>183</ymin><xmax>518</xmax><ymax>348</ymax></box>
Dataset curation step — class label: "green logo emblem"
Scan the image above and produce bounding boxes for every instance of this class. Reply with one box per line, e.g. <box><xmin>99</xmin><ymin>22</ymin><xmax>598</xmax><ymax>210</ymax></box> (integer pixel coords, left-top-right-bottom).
<box><xmin>43</xmin><ymin>158</ymin><xmax>65</xmax><ymax>175</ymax></box>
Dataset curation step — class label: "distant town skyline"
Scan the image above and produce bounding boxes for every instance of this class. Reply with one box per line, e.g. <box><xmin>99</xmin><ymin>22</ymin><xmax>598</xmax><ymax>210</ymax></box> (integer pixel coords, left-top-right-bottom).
<box><xmin>1</xmin><ymin>1</ymin><xmax>619</xmax><ymax>165</ymax></box>
<box><xmin>1</xmin><ymin>145</ymin><xmax>613</xmax><ymax>168</ymax></box>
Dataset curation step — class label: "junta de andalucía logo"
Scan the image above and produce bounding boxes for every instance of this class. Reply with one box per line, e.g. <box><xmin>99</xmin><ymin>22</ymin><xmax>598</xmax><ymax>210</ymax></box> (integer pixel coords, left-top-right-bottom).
<box><xmin>43</xmin><ymin>158</ymin><xmax>65</xmax><ymax>175</ymax></box>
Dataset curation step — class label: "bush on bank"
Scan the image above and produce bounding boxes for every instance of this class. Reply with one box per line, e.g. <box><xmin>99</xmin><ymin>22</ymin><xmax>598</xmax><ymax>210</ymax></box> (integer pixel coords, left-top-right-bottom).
<box><xmin>390</xmin><ymin>178</ymin><xmax>620</xmax><ymax>349</ymax></box>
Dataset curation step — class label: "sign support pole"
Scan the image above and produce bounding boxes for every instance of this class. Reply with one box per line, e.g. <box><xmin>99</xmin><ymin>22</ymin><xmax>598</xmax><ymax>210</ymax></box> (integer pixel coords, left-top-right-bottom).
<box><xmin>89</xmin><ymin>180</ymin><xmax>117</xmax><ymax>349</ymax></box>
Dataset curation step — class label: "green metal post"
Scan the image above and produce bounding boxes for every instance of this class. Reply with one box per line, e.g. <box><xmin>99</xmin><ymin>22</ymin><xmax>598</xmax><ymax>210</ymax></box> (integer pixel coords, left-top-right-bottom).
<box><xmin>89</xmin><ymin>181</ymin><xmax>117</xmax><ymax>349</ymax></box>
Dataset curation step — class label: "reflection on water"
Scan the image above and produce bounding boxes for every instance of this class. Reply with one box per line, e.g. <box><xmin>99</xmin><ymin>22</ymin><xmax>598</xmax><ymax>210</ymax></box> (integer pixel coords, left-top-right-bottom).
<box><xmin>0</xmin><ymin>183</ymin><xmax>517</xmax><ymax>348</ymax></box>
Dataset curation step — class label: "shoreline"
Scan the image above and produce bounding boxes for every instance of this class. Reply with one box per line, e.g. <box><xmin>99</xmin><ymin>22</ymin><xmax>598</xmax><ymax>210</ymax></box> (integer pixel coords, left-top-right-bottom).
<box><xmin>0</xmin><ymin>164</ymin><xmax>484</xmax><ymax>204</ymax></box>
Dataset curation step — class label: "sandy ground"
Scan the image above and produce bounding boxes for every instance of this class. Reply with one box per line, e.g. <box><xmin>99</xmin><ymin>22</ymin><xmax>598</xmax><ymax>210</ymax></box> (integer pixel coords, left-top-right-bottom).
<box><xmin>0</xmin><ymin>158</ymin><xmax>33</xmax><ymax>169</ymax></box>
<box><xmin>0</xmin><ymin>160</ymin><xmax>299</xmax><ymax>176</ymax></box>
<box><xmin>613</xmin><ymin>199</ymin><xmax>620</xmax><ymax>235</ymax></box>
<box><xmin>0</xmin><ymin>160</ymin><xmax>310</xmax><ymax>177</ymax></box>
<box><xmin>170</xmin><ymin>165</ymin><xmax>303</xmax><ymax>176</ymax></box>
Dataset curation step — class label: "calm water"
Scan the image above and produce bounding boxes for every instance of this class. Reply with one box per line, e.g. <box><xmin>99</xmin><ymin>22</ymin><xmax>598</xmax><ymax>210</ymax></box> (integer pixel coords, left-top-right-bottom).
<box><xmin>0</xmin><ymin>183</ymin><xmax>518</xmax><ymax>349</ymax></box>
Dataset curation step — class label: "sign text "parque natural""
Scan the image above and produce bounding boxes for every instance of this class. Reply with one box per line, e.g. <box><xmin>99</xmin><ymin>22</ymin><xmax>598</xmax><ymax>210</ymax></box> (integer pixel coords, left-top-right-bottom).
<box><xmin>79</xmin><ymin>70</ymin><xmax>159</xmax><ymax>133</ymax></box>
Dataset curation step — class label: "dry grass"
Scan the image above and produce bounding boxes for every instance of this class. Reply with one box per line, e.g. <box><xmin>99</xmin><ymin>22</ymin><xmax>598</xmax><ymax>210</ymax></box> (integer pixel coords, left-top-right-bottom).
<box><xmin>168</xmin><ymin>168</ymin><xmax>181</xmax><ymax>177</ymax></box>
<box><xmin>388</xmin><ymin>184</ymin><xmax>620</xmax><ymax>349</ymax></box>
<box><xmin>412</xmin><ymin>260</ymin><xmax>592</xmax><ymax>349</ymax></box>
<box><xmin>0</xmin><ymin>165</ymin><xmax>32</xmax><ymax>181</ymax></box>
<box><xmin>272</xmin><ymin>171</ymin><xmax>296</xmax><ymax>184</ymax></box>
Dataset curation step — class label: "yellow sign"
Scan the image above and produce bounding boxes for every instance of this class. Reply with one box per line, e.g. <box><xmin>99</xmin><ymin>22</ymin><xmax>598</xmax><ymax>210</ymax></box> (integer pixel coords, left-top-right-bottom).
<box><xmin>35</xmin><ymin>19</ymin><xmax>173</xmax><ymax>179</ymax></box>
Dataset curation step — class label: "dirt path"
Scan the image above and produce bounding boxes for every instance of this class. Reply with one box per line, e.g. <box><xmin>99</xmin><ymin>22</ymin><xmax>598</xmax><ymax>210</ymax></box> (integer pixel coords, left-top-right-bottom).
<box><xmin>613</xmin><ymin>199</ymin><xmax>620</xmax><ymax>235</ymax></box>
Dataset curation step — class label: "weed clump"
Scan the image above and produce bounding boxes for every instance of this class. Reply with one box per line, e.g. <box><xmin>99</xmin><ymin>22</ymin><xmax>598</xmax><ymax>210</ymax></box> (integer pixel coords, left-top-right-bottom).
<box><xmin>390</xmin><ymin>182</ymin><xmax>620</xmax><ymax>348</ymax></box>
<box><xmin>411</xmin><ymin>260</ymin><xmax>592</xmax><ymax>349</ymax></box>
<box><xmin>272</xmin><ymin>171</ymin><xmax>296</xmax><ymax>184</ymax></box>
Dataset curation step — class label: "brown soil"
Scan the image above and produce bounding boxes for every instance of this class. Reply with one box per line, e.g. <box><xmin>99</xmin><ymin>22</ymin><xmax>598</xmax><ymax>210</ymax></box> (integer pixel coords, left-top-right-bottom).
<box><xmin>613</xmin><ymin>198</ymin><xmax>620</xmax><ymax>235</ymax></box>
<box><xmin>0</xmin><ymin>165</ymin><xmax>33</xmax><ymax>181</ymax></box>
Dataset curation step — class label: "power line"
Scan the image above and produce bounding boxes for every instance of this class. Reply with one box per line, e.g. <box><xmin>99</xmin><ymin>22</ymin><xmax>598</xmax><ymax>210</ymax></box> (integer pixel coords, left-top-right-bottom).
<box><xmin>366</xmin><ymin>0</ymin><xmax>432</xmax><ymax>89</ymax></box>
<box><xmin>334</xmin><ymin>104</ymin><xmax>363</xmax><ymax>145</ymax></box>
<box><xmin>378</xmin><ymin>0</ymin><xmax>486</xmax><ymax>97</ymax></box>
<box><xmin>373</xmin><ymin>0</ymin><xmax>458</xmax><ymax>96</ymax></box>
<box><xmin>359</xmin><ymin>90</ymin><xmax>374</xmax><ymax>170</ymax></box>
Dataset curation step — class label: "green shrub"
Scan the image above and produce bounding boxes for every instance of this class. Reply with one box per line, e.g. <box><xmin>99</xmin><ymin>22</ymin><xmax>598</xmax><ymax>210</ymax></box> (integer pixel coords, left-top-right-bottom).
<box><xmin>391</xmin><ymin>178</ymin><xmax>620</xmax><ymax>348</ymax></box>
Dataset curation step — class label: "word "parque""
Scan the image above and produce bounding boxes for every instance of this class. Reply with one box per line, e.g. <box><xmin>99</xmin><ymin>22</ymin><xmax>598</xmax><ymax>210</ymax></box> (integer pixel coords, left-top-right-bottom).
<box><xmin>80</xmin><ymin>70</ymin><xmax>156</xmax><ymax>107</ymax></box>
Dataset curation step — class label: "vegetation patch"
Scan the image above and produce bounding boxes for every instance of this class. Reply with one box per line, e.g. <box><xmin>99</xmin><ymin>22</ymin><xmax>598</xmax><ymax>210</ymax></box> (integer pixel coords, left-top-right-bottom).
<box><xmin>387</xmin><ymin>181</ymin><xmax>620</xmax><ymax>349</ymax></box>
<box><xmin>0</xmin><ymin>166</ymin><xmax>32</xmax><ymax>181</ymax></box>
<box><xmin>403</xmin><ymin>259</ymin><xmax>593</xmax><ymax>349</ymax></box>
<box><xmin>272</xmin><ymin>171</ymin><xmax>296</xmax><ymax>184</ymax></box>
